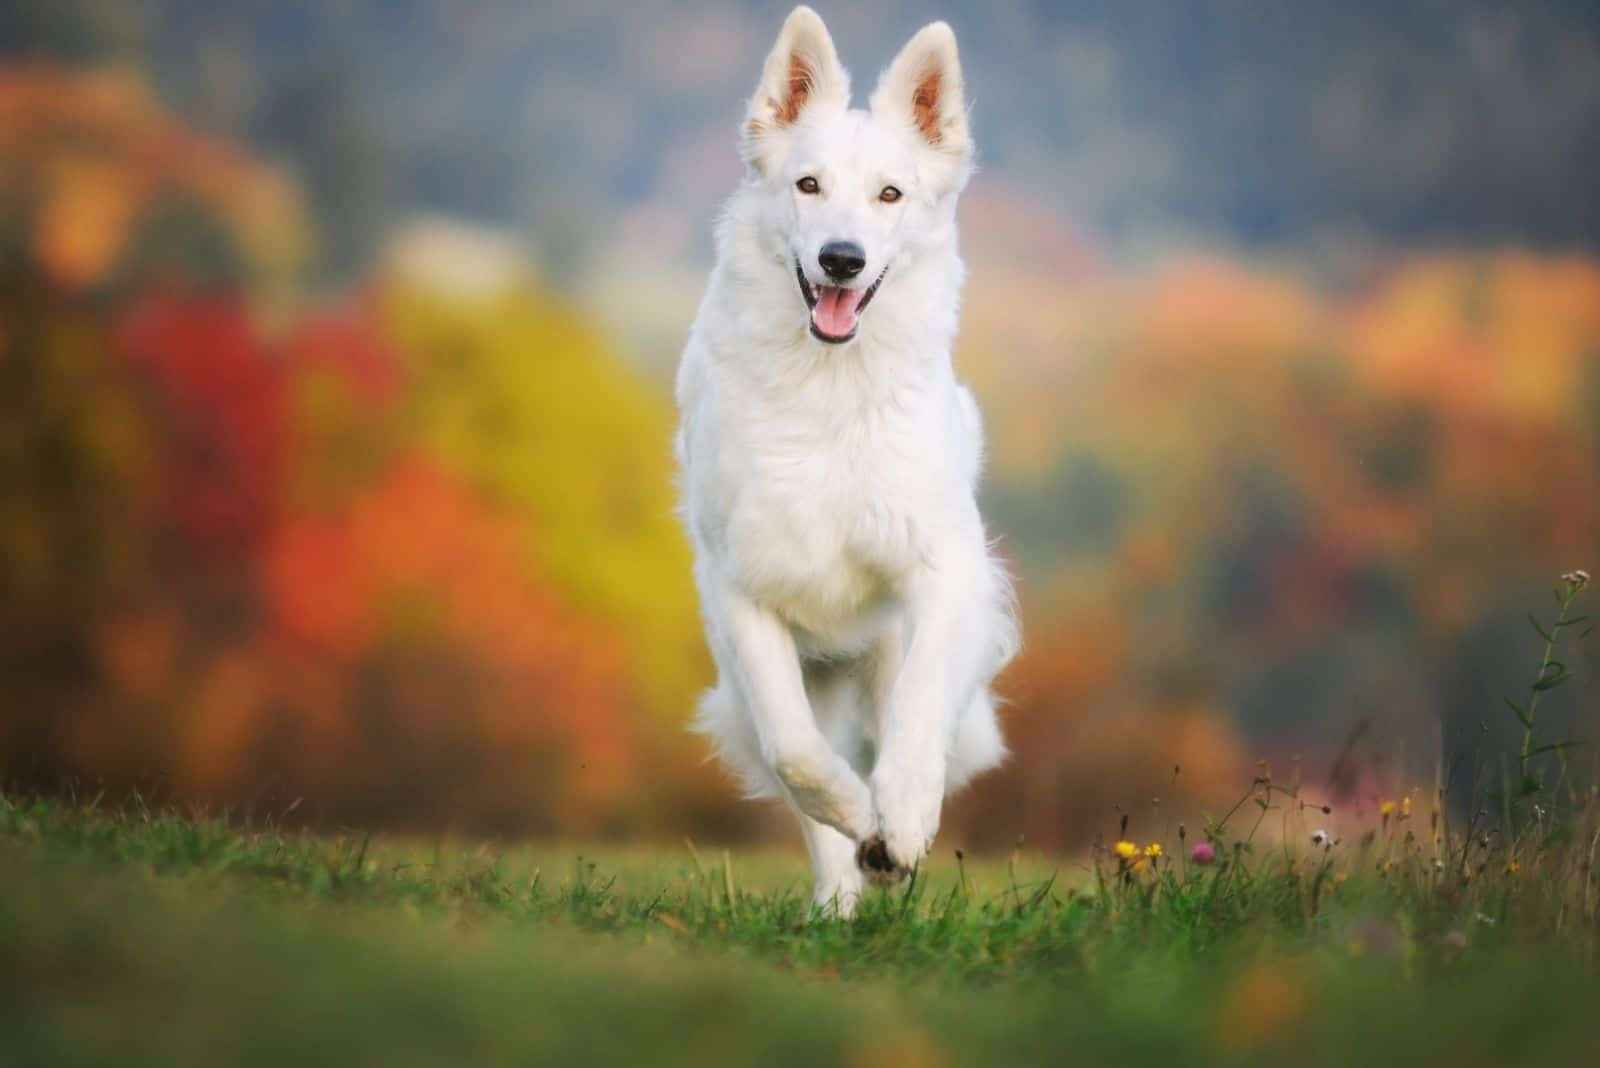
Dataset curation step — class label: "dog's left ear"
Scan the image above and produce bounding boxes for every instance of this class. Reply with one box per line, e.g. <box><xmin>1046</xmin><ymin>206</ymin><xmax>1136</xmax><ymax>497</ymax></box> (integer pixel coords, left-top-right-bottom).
<box><xmin>871</xmin><ymin>22</ymin><xmax>972</xmax><ymax>191</ymax></box>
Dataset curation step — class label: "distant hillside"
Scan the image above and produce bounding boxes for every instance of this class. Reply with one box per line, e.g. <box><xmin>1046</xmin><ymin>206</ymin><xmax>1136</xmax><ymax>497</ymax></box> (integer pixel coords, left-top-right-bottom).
<box><xmin>4</xmin><ymin>0</ymin><xmax>1598</xmax><ymax>282</ymax></box>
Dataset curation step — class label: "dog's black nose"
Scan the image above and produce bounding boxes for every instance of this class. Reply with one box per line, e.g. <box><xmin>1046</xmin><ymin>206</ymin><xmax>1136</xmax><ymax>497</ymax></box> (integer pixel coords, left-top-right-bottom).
<box><xmin>817</xmin><ymin>241</ymin><xmax>866</xmax><ymax>281</ymax></box>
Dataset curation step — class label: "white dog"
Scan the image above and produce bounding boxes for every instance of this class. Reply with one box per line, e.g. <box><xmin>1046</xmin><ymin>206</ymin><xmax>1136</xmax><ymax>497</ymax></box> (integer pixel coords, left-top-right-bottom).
<box><xmin>675</xmin><ymin>6</ymin><xmax>1017</xmax><ymax>914</ymax></box>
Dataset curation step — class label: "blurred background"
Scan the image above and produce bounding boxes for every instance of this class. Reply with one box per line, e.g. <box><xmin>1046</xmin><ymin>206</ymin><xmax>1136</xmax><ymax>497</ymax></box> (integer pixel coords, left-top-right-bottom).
<box><xmin>1</xmin><ymin>1</ymin><xmax>1596</xmax><ymax>850</ymax></box>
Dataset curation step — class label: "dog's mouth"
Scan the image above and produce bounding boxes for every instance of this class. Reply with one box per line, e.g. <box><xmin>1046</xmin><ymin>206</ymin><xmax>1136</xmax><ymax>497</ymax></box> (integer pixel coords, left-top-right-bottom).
<box><xmin>795</xmin><ymin>261</ymin><xmax>885</xmax><ymax>344</ymax></box>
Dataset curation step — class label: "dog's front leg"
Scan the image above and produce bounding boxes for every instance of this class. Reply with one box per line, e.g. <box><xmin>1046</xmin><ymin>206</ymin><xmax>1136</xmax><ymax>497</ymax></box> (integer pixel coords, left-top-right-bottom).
<box><xmin>712</xmin><ymin>583</ymin><xmax>875</xmax><ymax>841</ymax></box>
<box><xmin>868</xmin><ymin>551</ymin><xmax>984</xmax><ymax>873</ymax></box>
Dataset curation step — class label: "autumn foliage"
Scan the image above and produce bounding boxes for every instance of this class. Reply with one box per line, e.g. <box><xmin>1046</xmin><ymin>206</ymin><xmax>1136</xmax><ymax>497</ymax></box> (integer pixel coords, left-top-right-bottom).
<box><xmin>0</xmin><ymin>68</ymin><xmax>687</xmax><ymax>832</ymax></box>
<box><xmin>5</xmin><ymin>275</ymin><xmax>656</xmax><ymax>830</ymax></box>
<box><xmin>2</xmin><ymin>67</ymin><xmax>1597</xmax><ymax>845</ymax></box>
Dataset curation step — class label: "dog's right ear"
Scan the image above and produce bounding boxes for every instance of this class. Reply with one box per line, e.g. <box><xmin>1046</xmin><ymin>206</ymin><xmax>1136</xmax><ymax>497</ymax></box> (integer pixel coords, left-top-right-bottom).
<box><xmin>742</xmin><ymin>6</ymin><xmax>849</xmax><ymax>176</ymax></box>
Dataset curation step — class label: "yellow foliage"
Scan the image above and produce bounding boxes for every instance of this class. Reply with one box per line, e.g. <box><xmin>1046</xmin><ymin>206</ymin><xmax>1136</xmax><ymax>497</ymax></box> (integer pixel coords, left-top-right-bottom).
<box><xmin>378</xmin><ymin>277</ymin><xmax>709</xmax><ymax>721</ymax></box>
<box><xmin>1347</xmin><ymin>254</ymin><xmax>1600</xmax><ymax>427</ymax></box>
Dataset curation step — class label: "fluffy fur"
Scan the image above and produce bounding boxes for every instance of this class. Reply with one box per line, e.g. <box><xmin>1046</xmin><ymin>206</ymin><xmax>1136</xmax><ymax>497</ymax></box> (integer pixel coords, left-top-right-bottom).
<box><xmin>675</xmin><ymin>7</ymin><xmax>1018</xmax><ymax>914</ymax></box>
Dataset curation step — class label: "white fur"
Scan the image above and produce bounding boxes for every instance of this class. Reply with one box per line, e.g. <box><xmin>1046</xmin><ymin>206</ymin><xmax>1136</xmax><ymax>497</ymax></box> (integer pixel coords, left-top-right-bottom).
<box><xmin>675</xmin><ymin>7</ymin><xmax>1017</xmax><ymax>915</ymax></box>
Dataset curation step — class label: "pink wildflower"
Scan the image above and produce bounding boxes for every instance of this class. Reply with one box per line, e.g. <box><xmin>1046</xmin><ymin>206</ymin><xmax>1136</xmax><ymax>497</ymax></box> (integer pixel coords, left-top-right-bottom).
<box><xmin>1191</xmin><ymin>841</ymin><xmax>1216</xmax><ymax>865</ymax></box>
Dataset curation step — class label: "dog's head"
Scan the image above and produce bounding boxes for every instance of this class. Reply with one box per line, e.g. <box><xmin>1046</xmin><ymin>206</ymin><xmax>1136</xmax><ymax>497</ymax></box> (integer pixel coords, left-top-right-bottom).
<box><xmin>740</xmin><ymin>7</ymin><xmax>973</xmax><ymax>345</ymax></box>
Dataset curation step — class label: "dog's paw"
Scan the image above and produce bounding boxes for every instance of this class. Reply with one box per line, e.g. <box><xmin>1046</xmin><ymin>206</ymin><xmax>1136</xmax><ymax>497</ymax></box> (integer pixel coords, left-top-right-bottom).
<box><xmin>808</xmin><ymin>880</ymin><xmax>863</xmax><ymax>919</ymax></box>
<box><xmin>878</xmin><ymin>820</ymin><xmax>935</xmax><ymax>874</ymax></box>
<box><xmin>855</xmin><ymin>835</ymin><xmax>910</xmax><ymax>885</ymax></box>
<box><xmin>871</xmin><ymin>768</ymin><xmax>942</xmax><ymax>872</ymax></box>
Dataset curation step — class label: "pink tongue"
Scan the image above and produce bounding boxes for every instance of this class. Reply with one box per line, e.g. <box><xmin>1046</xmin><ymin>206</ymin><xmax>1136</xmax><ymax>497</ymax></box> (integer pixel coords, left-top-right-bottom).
<box><xmin>812</xmin><ymin>285</ymin><xmax>865</xmax><ymax>338</ymax></box>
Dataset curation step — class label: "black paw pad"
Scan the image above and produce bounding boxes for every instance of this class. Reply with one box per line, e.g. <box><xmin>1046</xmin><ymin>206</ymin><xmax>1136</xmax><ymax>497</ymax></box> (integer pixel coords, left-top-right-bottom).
<box><xmin>856</xmin><ymin>836</ymin><xmax>907</xmax><ymax>882</ymax></box>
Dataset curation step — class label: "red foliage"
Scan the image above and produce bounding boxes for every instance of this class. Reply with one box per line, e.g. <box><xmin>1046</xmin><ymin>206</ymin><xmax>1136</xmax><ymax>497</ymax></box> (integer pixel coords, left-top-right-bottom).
<box><xmin>258</xmin><ymin>455</ymin><xmax>637</xmax><ymax>825</ymax></box>
<box><xmin>281</xmin><ymin>303</ymin><xmax>404</xmax><ymax>408</ymax></box>
<box><xmin>34</xmin><ymin>291</ymin><xmax>647</xmax><ymax>830</ymax></box>
<box><xmin>116</xmin><ymin>293</ymin><xmax>285</xmax><ymax>559</ymax></box>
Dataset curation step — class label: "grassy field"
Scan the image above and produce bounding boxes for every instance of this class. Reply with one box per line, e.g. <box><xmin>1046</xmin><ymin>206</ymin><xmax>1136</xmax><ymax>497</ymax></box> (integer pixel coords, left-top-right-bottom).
<box><xmin>3</xmin><ymin>781</ymin><xmax>1599</xmax><ymax>1067</ymax></box>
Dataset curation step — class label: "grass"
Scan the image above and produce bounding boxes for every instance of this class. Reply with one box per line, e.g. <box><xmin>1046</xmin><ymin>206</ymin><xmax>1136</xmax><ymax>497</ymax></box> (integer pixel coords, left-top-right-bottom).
<box><xmin>2</xmin><ymin>574</ymin><xmax>1595</xmax><ymax>1065</ymax></box>
<box><xmin>3</xmin><ymin>783</ymin><xmax>1598</xmax><ymax>1067</ymax></box>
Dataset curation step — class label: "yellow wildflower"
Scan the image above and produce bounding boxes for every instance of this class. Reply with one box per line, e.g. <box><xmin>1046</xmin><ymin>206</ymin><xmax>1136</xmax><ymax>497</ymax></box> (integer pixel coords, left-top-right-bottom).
<box><xmin>1401</xmin><ymin>796</ymin><xmax>1412</xmax><ymax>818</ymax></box>
<box><xmin>1144</xmin><ymin>843</ymin><xmax>1163</xmax><ymax>859</ymax></box>
<box><xmin>1379</xmin><ymin>800</ymin><xmax>1396</xmax><ymax>817</ymax></box>
<box><xmin>1113</xmin><ymin>840</ymin><xmax>1138</xmax><ymax>860</ymax></box>
<box><xmin>1506</xmin><ymin>861</ymin><xmax>1520</xmax><ymax>875</ymax></box>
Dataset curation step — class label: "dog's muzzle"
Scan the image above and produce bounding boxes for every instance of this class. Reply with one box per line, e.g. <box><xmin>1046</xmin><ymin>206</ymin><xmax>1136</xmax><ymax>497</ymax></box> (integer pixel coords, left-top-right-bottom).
<box><xmin>796</xmin><ymin>260</ymin><xmax>885</xmax><ymax>344</ymax></box>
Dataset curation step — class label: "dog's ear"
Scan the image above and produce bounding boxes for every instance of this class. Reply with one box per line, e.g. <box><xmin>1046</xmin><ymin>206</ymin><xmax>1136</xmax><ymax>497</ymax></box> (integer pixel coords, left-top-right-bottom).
<box><xmin>871</xmin><ymin>21</ymin><xmax>972</xmax><ymax>191</ymax></box>
<box><xmin>742</xmin><ymin>6</ymin><xmax>849</xmax><ymax>175</ymax></box>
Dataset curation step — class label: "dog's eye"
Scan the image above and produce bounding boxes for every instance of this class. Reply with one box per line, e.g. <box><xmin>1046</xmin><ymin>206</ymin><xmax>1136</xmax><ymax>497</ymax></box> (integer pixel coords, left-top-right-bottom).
<box><xmin>879</xmin><ymin>185</ymin><xmax>903</xmax><ymax>204</ymax></box>
<box><xmin>796</xmin><ymin>176</ymin><xmax>820</xmax><ymax>194</ymax></box>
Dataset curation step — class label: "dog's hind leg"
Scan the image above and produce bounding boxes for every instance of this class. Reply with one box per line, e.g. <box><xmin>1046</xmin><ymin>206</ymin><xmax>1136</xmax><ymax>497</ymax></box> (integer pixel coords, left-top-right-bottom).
<box><xmin>691</xmin><ymin>683</ymin><xmax>783</xmax><ymax>799</ymax></box>
<box><xmin>946</xmin><ymin>688</ymin><xmax>1007</xmax><ymax>793</ymax></box>
<box><xmin>790</xmin><ymin>800</ymin><xmax>864</xmax><ymax>916</ymax></box>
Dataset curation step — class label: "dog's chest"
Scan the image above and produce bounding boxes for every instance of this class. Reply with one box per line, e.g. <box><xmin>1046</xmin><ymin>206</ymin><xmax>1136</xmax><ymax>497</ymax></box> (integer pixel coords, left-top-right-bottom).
<box><xmin>727</xmin><ymin>408</ymin><xmax>929</xmax><ymax>636</ymax></box>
